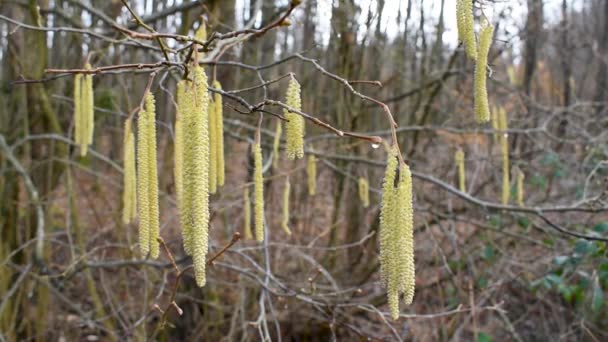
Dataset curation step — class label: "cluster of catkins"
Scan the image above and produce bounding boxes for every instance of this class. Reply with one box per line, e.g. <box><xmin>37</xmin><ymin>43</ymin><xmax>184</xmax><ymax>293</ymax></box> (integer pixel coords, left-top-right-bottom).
<box><xmin>173</xmin><ymin>64</ymin><xmax>224</xmax><ymax>287</ymax></box>
<box><xmin>456</xmin><ymin>0</ymin><xmax>494</xmax><ymax>123</ymax></box>
<box><xmin>244</xmin><ymin>76</ymin><xmax>318</xmax><ymax>242</ymax></box>
<box><xmin>455</xmin><ymin>2</ymin><xmax>525</xmax><ymax>205</ymax></box>
<box><xmin>379</xmin><ymin>147</ymin><xmax>415</xmax><ymax>320</ymax></box>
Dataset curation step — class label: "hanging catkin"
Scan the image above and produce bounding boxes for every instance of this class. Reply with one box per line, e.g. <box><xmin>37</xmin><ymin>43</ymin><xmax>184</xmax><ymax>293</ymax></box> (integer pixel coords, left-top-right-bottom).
<box><xmin>281</xmin><ymin>178</ymin><xmax>292</xmax><ymax>235</ymax></box>
<box><xmin>83</xmin><ymin>64</ymin><xmax>95</xmax><ymax>146</ymax></box>
<box><xmin>74</xmin><ymin>66</ymin><xmax>94</xmax><ymax>156</ymax></box>
<box><xmin>379</xmin><ymin>147</ymin><xmax>415</xmax><ymax>320</ymax></box>
<box><xmin>208</xmin><ymin>96</ymin><xmax>217</xmax><ymax>194</ymax></box>
<box><xmin>457</xmin><ymin>0</ymin><xmax>477</xmax><ymax>60</ymax></box>
<box><xmin>273</xmin><ymin>121</ymin><xmax>282</xmax><ymax>166</ymax></box>
<box><xmin>498</xmin><ymin>107</ymin><xmax>510</xmax><ymax>205</ymax></box>
<box><xmin>284</xmin><ymin>77</ymin><xmax>304</xmax><ymax>160</ymax></box>
<box><xmin>455</xmin><ymin>149</ymin><xmax>466</xmax><ymax>192</ymax></box>
<box><xmin>358</xmin><ymin>177</ymin><xmax>370</xmax><ymax>208</ymax></box>
<box><xmin>516</xmin><ymin>167</ymin><xmax>525</xmax><ymax>207</ymax></box>
<box><xmin>73</xmin><ymin>74</ymin><xmax>83</xmax><ymax>152</ymax></box>
<box><xmin>122</xmin><ymin>119</ymin><xmax>137</xmax><ymax>224</ymax></box>
<box><xmin>253</xmin><ymin>142</ymin><xmax>265</xmax><ymax>241</ymax></box>
<box><xmin>397</xmin><ymin>162</ymin><xmax>415</xmax><ymax>306</ymax></box>
<box><xmin>174</xmin><ymin>81</ymin><xmax>187</xmax><ymax>252</ymax></box>
<box><xmin>137</xmin><ymin>93</ymin><xmax>160</xmax><ymax>258</ymax></box>
<box><xmin>474</xmin><ymin>21</ymin><xmax>494</xmax><ymax>123</ymax></box>
<box><xmin>307</xmin><ymin>154</ymin><xmax>317</xmax><ymax>196</ymax></box>
<box><xmin>243</xmin><ymin>187</ymin><xmax>252</xmax><ymax>240</ymax></box>
<box><xmin>213</xmin><ymin>81</ymin><xmax>225</xmax><ymax>187</ymax></box>
<box><xmin>182</xmin><ymin>65</ymin><xmax>211</xmax><ymax>286</ymax></box>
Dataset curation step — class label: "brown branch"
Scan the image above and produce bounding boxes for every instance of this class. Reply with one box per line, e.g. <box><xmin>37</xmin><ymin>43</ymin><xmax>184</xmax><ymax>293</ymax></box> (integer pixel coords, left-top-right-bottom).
<box><xmin>207</xmin><ymin>232</ymin><xmax>241</xmax><ymax>267</ymax></box>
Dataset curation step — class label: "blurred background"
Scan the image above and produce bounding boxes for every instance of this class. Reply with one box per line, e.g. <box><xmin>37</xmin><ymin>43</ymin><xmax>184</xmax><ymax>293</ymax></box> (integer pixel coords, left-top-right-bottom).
<box><xmin>1</xmin><ymin>0</ymin><xmax>607</xmax><ymax>340</ymax></box>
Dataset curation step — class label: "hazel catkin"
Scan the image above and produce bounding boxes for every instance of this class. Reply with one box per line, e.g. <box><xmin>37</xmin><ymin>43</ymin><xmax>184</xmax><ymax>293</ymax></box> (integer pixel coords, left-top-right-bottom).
<box><xmin>474</xmin><ymin>21</ymin><xmax>494</xmax><ymax>123</ymax></box>
<box><xmin>281</xmin><ymin>178</ymin><xmax>292</xmax><ymax>235</ymax></box>
<box><xmin>307</xmin><ymin>154</ymin><xmax>317</xmax><ymax>196</ymax></box>
<box><xmin>137</xmin><ymin>93</ymin><xmax>160</xmax><ymax>258</ymax></box>
<box><xmin>122</xmin><ymin>119</ymin><xmax>137</xmax><ymax>224</ymax></box>
<box><xmin>243</xmin><ymin>187</ymin><xmax>252</xmax><ymax>240</ymax></box>
<box><xmin>457</xmin><ymin>0</ymin><xmax>477</xmax><ymax>60</ymax></box>
<box><xmin>213</xmin><ymin>81</ymin><xmax>225</xmax><ymax>187</ymax></box>
<box><xmin>358</xmin><ymin>177</ymin><xmax>370</xmax><ymax>208</ymax></box>
<box><xmin>182</xmin><ymin>65</ymin><xmax>211</xmax><ymax>286</ymax></box>
<box><xmin>253</xmin><ymin>142</ymin><xmax>265</xmax><ymax>241</ymax></box>
<box><xmin>379</xmin><ymin>147</ymin><xmax>416</xmax><ymax>320</ymax></box>
<box><xmin>498</xmin><ymin>107</ymin><xmax>510</xmax><ymax>205</ymax></box>
<box><xmin>455</xmin><ymin>149</ymin><xmax>466</xmax><ymax>192</ymax></box>
<box><xmin>284</xmin><ymin>77</ymin><xmax>304</xmax><ymax>160</ymax></box>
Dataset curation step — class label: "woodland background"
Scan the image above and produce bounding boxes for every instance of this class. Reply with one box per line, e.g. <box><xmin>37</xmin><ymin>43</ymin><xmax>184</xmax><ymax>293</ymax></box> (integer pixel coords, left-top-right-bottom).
<box><xmin>1</xmin><ymin>0</ymin><xmax>608</xmax><ymax>341</ymax></box>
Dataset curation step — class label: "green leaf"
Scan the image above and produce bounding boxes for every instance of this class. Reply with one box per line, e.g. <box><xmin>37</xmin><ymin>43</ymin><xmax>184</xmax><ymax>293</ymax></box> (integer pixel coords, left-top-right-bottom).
<box><xmin>593</xmin><ymin>222</ymin><xmax>608</xmax><ymax>233</ymax></box>
<box><xmin>482</xmin><ymin>245</ymin><xmax>495</xmax><ymax>261</ymax></box>
<box><xmin>553</xmin><ymin>255</ymin><xmax>570</xmax><ymax>266</ymax></box>
<box><xmin>574</xmin><ymin>239</ymin><xmax>597</xmax><ymax>255</ymax></box>
<box><xmin>545</xmin><ymin>274</ymin><xmax>563</xmax><ymax>286</ymax></box>
<box><xmin>591</xmin><ymin>277</ymin><xmax>604</xmax><ymax>313</ymax></box>
<box><xmin>477</xmin><ymin>332</ymin><xmax>492</xmax><ymax>342</ymax></box>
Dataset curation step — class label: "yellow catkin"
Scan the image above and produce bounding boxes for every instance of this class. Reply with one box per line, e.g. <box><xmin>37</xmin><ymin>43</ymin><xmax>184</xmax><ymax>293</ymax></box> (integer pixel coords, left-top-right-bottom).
<box><xmin>516</xmin><ymin>167</ymin><xmax>525</xmax><ymax>207</ymax></box>
<box><xmin>195</xmin><ymin>23</ymin><xmax>207</xmax><ymax>60</ymax></box>
<box><xmin>455</xmin><ymin>149</ymin><xmax>466</xmax><ymax>192</ymax></box>
<box><xmin>122</xmin><ymin>119</ymin><xmax>137</xmax><ymax>224</ymax></box>
<box><xmin>174</xmin><ymin>81</ymin><xmax>187</xmax><ymax>252</ymax></box>
<box><xmin>397</xmin><ymin>162</ymin><xmax>415</xmax><ymax>306</ymax></box>
<box><xmin>182</xmin><ymin>65</ymin><xmax>210</xmax><ymax>286</ymax></box>
<box><xmin>284</xmin><ymin>77</ymin><xmax>304</xmax><ymax>159</ymax></box>
<box><xmin>73</xmin><ymin>74</ymin><xmax>83</xmax><ymax>151</ymax></box>
<box><xmin>273</xmin><ymin>121</ymin><xmax>282</xmax><ymax>166</ymax></box>
<box><xmin>213</xmin><ymin>81</ymin><xmax>225</xmax><ymax>187</ymax></box>
<box><xmin>380</xmin><ymin>147</ymin><xmax>416</xmax><ymax>319</ymax></box>
<box><xmin>243</xmin><ymin>187</ymin><xmax>252</xmax><ymax>240</ymax></box>
<box><xmin>281</xmin><ymin>178</ymin><xmax>292</xmax><ymax>235</ymax></box>
<box><xmin>136</xmin><ymin>100</ymin><xmax>151</xmax><ymax>256</ymax></box>
<box><xmin>498</xmin><ymin>107</ymin><xmax>510</xmax><ymax>205</ymax></box>
<box><xmin>136</xmin><ymin>107</ymin><xmax>149</xmax><ymax>257</ymax></box>
<box><xmin>457</xmin><ymin>0</ymin><xmax>477</xmax><ymax>60</ymax></box>
<box><xmin>145</xmin><ymin>94</ymin><xmax>160</xmax><ymax>259</ymax></box>
<box><xmin>83</xmin><ymin>64</ymin><xmax>95</xmax><ymax>146</ymax></box>
<box><xmin>379</xmin><ymin>147</ymin><xmax>400</xmax><ymax>320</ymax></box>
<box><xmin>208</xmin><ymin>96</ymin><xmax>217</xmax><ymax>194</ymax></box>
<box><xmin>474</xmin><ymin>21</ymin><xmax>494</xmax><ymax>123</ymax></box>
<box><xmin>253</xmin><ymin>142</ymin><xmax>265</xmax><ymax>241</ymax></box>
<box><xmin>358</xmin><ymin>177</ymin><xmax>370</xmax><ymax>208</ymax></box>
<box><xmin>307</xmin><ymin>154</ymin><xmax>317</xmax><ymax>196</ymax></box>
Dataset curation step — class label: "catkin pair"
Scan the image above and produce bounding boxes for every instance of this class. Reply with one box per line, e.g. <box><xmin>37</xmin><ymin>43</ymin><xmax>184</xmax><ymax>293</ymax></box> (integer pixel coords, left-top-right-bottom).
<box><xmin>137</xmin><ymin>93</ymin><xmax>160</xmax><ymax>259</ymax></box>
<box><xmin>358</xmin><ymin>177</ymin><xmax>370</xmax><ymax>208</ymax></box>
<box><xmin>177</xmin><ymin>65</ymin><xmax>211</xmax><ymax>287</ymax></box>
<box><xmin>379</xmin><ymin>147</ymin><xmax>415</xmax><ymax>320</ymax></box>
<box><xmin>122</xmin><ymin>119</ymin><xmax>137</xmax><ymax>224</ymax></box>
<box><xmin>456</xmin><ymin>0</ymin><xmax>476</xmax><ymax>60</ymax></box>
<box><xmin>498</xmin><ymin>107</ymin><xmax>510</xmax><ymax>205</ymax></box>
<box><xmin>474</xmin><ymin>21</ymin><xmax>494</xmax><ymax>123</ymax></box>
<box><xmin>281</xmin><ymin>178</ymin><xmax>292</xmax><ymax>235</ymax></box>
<box><xmin>284</xmin><ymin>77</ymin><xmax>305</xmax><ymax>160</ymax></box>
<box><xmin>253</xmin><ymin>142</ymin><xmax>265</xmax><ymax>241</ymax></box>
<box><xmin>73</xmin><ymin>64</ymin><xmax>95</xmax><ymax>156</ymax></box>
<box><xmin>455</xmin><ymin>149</ymin><xmax>466</xmax><ymax>192</ymax></box>
<box><xmin>307</xmin><ymin>154</ymin><xmax>317</xmax><ymax>196</ymax></box>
